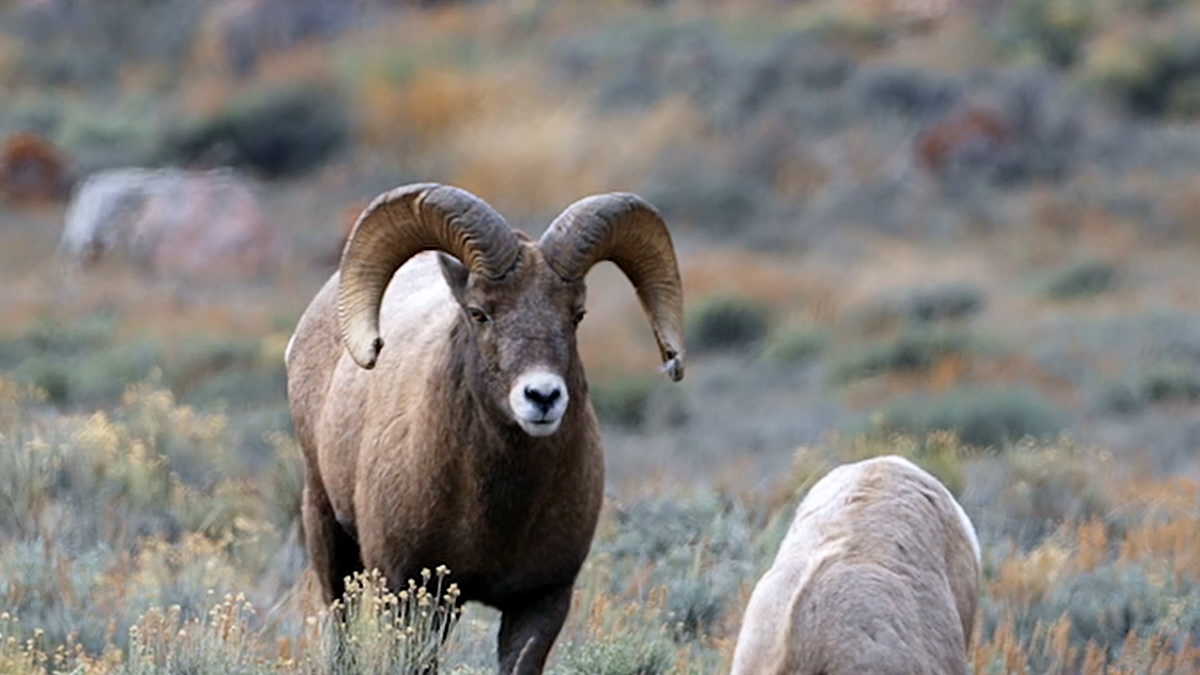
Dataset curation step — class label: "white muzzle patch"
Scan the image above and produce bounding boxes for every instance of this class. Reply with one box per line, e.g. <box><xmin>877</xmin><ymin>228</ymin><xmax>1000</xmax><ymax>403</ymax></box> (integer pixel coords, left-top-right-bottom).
<box><xmin>509</xmin><ymin>369</ymin><xmax>569</xmax><ymax>437</ymax></box>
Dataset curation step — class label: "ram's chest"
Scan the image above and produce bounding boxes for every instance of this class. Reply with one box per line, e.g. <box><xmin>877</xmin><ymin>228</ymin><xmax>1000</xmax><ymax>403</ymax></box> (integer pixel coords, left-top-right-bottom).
<box><xmin>459</xmin><ymin>465</ymin><xmax>589</xmax><ymax>567</ymax></box>
<box><xmin>442</xmin><ymin>493</ymin><xmax>596</xmax><ymax>606</ymax></box>
<box><xmin>355</xmin><ymin>449</ymin><xmax>601</xmax><ymax>607</ymax></box>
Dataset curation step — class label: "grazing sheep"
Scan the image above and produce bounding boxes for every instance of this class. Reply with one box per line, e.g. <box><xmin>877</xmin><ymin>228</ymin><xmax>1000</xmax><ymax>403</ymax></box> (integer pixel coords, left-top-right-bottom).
<box><xmin>285</xmin><ymin>182</ymin><xmax>685</xmax><ymax>674</ymax></box>
<box><xmin>56</xmin><ymin>167</ymin><xmax>283</xmax><ymax>282</ymax></box>
<box><xmin>730</xmin><ymin>455</ymin><xmax>981</xmax><ymax>675</ymax></box>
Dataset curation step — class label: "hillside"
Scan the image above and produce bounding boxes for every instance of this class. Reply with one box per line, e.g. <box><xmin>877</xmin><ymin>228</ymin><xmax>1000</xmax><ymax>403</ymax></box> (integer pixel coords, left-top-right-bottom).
<box><xmin>1</xmin><ymin>0</ymin><xmax>1199</xmax><ymax>672</ymax></box>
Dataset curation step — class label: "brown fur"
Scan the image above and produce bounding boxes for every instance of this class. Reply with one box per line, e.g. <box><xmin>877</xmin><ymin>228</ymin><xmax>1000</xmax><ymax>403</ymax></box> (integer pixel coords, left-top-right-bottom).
<box><xmin>730</xmin><ymin>455</ymin><xmax>981</xmax><ymax>675</ymax></box>
<box><xmin>286</xmin><ymin>246</ymin><xmax>604</xmax><ymax>674</ymax></box>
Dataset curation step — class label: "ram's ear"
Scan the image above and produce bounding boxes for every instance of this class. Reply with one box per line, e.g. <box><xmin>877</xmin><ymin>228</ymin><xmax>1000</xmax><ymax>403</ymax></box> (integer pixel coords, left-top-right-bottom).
<box><xmin>438</xmin><ymin>252</ymin><xmax>470</xmax><ymax>305</ymax></box>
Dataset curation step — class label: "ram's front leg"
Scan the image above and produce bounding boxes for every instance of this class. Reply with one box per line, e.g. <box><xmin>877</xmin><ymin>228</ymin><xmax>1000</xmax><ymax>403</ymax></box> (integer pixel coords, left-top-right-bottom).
<box><xmin>496</xmin><ymin>584</ymin><xmax>574</xmax><ymax>675</ymax></box>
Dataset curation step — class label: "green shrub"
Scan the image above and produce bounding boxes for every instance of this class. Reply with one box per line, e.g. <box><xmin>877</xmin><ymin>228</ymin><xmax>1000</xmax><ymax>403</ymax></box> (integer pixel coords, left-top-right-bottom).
<box><xmin>261</xmin><ymin>434</ymin><xmax>305</xmax><ymax>534</ymax></box>
<box><xmin>598</xmin><ymin>492</ymin><xmax>757</xmax><ymax>647</ymax></box>
<box><xmin>181</xmin><ymin>368</ymin><xmax>286</xmax><ymax>410</ymax></box>
<box><xmin>0</xmin><ymin>319</ymin><xmax>289</xmax><ymax>413</ymax></box>
<box><xmin>1</xmin><ymin>316</ymin><xmax>163</xmax><ymax>407</ymax></box>
<box><xmin>1142</xmin><ymin>363</ymin><xmax>1200</xmax><ymax>403</ymax></box>
<box><xmin>1</xmin><ymin>94</ymin><xmax>68</xmax><ymax>138</ymax></box>
<box><xmin>1083</xmin><ymin>21</ymin><xmax>1200</xmax><ymax>118</ymax></box>
<box><xmin>604</xmin><ymin>493</ymin><xmax>753</xmax><ymax>564</ymax></box>
<box><xmin>28</xmin><ymin>340</ymin><xmax>163</xmax><ymax>408</ymax></box>
<box><xmin>981</xmin><ymin>563</ymin><xmax>1200</xmax><ymax>664</ymax></box>
<box><xmin>55</xmin><ymin>108</ymin><xmax>162</xmax><ymax>175</ymax></box>
<box><xmin>762</xmin><ymin>326</ymin><xmax>828</xmax><ymax>365</ymax></box>
<box><xmin>903</xmin><ymin>283</ymin><xmax>986</xmax><ymax>323</ymax></box>
<box><xmin>158</xmin><ymin>82</ymin><xmax>351</xmax><ymax>179</ymax></box>
<box><xmin>795</xmin><ymin>5</ymin><xmax>891</xmax><ymax>52</ymax></box>
<box><xmin>554</xmin><ymin>634</ymin><xmax>674</xmax><ymax>675</ymax></box>
<box><xmin>1099</xmin><ymin>362</ymin><xmax>1200</xmax><ymax>414</ymax></box>
<box><xmin>0</xmin><ymin>378</ymin><xmax>288</xmax><ymax>651</ymax></box>
<box><xmin>852</xmin><ymin>283</ymin><xmax>986</xmax><ymax>336</ymax></box>
<box><xmin>589</xmin><ymin>375</ymin><xmax>657</xmax><ymax>429</ymax></box>
<box><xmin>853</xmin><ymin>65</ymin><xmax>960</xmax><ymax>120</ymax></box>
<box><xmin>995</xmin><ymin>0</ymin><xmax>1094</xmax><ymax>68</ymax></box>
<box><xmin>685</xmin><ymin>296</ymin><xmax>771</xmax><ymax>354</ymax></box>
<box><xmin>642</xmin><ymin>154</ymin><xmax>775</xmax><ymax>239</ymax></box>
<box><xmin>831</xmin><ymin>326</ymin><xmax>977</xmax><ymax>383</ymax></box>
<box><xmin>4</xmin><ymin>0</ymin><xmax>207</xmax><ymax>89</ymax></box>
<box><xmin>1048</xmin><ymin>566</ymin><xmax>1200</xmax><ymax>653</ymax></box>
<box><xmin>663</xmin><ymin>576</ymin><xmax>724</xmax><ymax>642</ymax></box>
<box><xmin>589</xmin><ymin>375</ymin><xmax>687</xmax><ymax>430</ymax></box>
<box><xmin>1039</xmin><ymin>259</ymin><xmax>1119</xmax><ymax>300</ymax></box>
<box><xmin>875</xmin><ymin>386</ymin><xmax>1066</xmax><ymax>450</ymax></box>
<box><xmin>0</xmin><ymin>314</ymin><xmax>116</xmax><ymax>365</ymax></box>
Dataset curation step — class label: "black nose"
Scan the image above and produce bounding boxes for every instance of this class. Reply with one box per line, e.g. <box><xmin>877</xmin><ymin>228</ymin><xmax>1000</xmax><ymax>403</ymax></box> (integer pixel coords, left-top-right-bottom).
<box><xmin>524</xmin><ymin>385</ymin><xmax>562</xmax><ymax>413</ymax></box>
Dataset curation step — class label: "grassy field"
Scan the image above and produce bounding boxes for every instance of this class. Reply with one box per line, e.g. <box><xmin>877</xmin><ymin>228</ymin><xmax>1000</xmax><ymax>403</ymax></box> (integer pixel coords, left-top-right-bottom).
<box><xmin>2</xmin><ymin>0</ymin><xmax>1200</xmax><ymax>672</ymax></box>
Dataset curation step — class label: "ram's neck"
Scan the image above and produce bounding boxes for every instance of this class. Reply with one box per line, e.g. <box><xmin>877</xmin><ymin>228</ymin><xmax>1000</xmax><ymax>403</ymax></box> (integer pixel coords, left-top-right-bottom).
<box><xmin>438</xmin><ymin>319</ymin><xmax>499</xmax><ymax>444</ymax></box>
<box><xmin>435</xmin><ymin>318</ymin><xmax>593</xmax><ymax>516</ymax></box>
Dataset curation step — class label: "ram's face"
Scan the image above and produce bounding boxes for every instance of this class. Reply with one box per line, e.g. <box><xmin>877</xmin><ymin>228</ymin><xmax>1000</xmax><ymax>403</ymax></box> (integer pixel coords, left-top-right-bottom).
<box><xmin>440</xmin><ymin>249</ymin><xmax>586</xmax><ymax>437</ymax></box>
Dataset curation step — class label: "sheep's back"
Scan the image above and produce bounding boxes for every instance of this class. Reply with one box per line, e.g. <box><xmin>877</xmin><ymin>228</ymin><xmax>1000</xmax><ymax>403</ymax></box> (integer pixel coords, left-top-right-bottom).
<box><xmin>792</xmin><ymin>560</ymin><xmax>970</xmax><ymax>675</ymax></box>
<box><xmin>731</xmin><ymin>456</ymin><xmax>980</xmax><ymax>675</ymax></box>
<box><xmin>289</xmin><ymin>252</ymin><xmax>458</xmax><ymax>522</ymax></box>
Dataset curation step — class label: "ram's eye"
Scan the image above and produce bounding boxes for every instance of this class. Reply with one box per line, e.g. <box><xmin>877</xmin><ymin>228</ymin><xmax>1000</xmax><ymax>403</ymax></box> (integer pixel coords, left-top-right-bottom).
<box><xmin>572</xmin><ymin>309</ymin><xmax>586</xmax><ymax>326</ymax></box>
<box><xmin>467</xmin><ymin>307</ymin><xmax>491</xmax><ymax>325</ymax></box>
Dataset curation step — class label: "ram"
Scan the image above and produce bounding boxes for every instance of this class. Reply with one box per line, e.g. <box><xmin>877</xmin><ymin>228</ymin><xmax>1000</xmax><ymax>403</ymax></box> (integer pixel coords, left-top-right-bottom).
<box><xmin>730</xmin><ymin>455</ymin><xmax>981</xmax><ymax>675</ymax></box>
<box><xmin>285</xmin><ymin>183</ymin><xmax>685</xmax><ymax>674</ymax></box>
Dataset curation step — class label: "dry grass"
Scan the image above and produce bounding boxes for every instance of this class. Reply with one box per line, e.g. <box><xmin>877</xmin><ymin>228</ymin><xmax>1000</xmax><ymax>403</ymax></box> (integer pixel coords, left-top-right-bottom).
<box><xmin>0</xmin><ymin>370</ymin><xmax>1198</xmax><ymax>672</ymax></box>
<box><xmin>446</xmin><ymin>92</ymin><xmax>709</xmax><ymax>219</ymax></box>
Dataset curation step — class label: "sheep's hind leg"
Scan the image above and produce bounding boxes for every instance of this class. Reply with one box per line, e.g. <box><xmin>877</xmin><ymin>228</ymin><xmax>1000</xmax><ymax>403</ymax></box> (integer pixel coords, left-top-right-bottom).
<box><xmin>301</xmin><ymin>481</ymin><xmax>363</xmax><ymax>605</ymax></box>
<box><xmin>496</xmin><ymin>584</ymin><xmax>573</xmax><ymax>675</ymax></box>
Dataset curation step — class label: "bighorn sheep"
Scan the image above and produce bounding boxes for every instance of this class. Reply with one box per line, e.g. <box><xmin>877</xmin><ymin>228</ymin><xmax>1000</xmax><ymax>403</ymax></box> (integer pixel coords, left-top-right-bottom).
<box><xmin>285</xmin><ymin>183</ymin><xmax>685</xmax><ymax>674</ymax></box>
<box><xmin>730</xmin><ymin>455</ymin><xmax>981</xmax><ymax>675</ymax></box>
<box><xmin>57</xmin><ymin>167</ymin><xmax>282</xmax><ymax>281</ymax></box>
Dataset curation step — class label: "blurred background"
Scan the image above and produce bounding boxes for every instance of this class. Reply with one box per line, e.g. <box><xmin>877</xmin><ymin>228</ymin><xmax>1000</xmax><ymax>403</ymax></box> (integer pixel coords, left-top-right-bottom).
<box><xmin>1</xmin><ymin>0</ymin><xmax>1199</xmax><ymax>672</ymax></box>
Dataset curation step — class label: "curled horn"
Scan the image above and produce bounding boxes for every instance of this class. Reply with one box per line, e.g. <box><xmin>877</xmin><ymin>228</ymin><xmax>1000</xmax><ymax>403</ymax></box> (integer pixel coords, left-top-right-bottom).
<box><xmin>337</xmin><ymin>183</ymin><xmax>521</xmax><ymax>369</ymax></box>
<box><xmin>538</xmin><ymin>192</ymin><xmax>686</xmax><ymax>381</ymax></box>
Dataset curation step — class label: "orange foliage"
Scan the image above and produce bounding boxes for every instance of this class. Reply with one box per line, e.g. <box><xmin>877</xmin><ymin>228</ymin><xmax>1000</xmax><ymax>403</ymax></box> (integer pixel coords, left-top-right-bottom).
<box><xmin>842</xmin><ymin>351</ymin><xmax>1077</xmax><ymax>411</ymax></box>
<box><xmin>0</xmin><ymin>132</ymin><xmax>70</xmax><ymax>207</ymax></box>
<box><xmin>974</xmin><ymin>607</ymin><xmax>1200</xmax><ymax>673</ymax></box>
<box><xmin>1074</xmin><ymin>517</ymin><xmax>1109</xmax><ymax>574</ymax></box>
<box><xmin>680</xmin><ymin>248</ymin><xmax>837</xmax><ymax>318</ymax></box>
<box><xmin>444</xmin><ymin>93</ymin><xmax>707</xmax><ymax>218</ymax></box>
<box><xmin>357</xmin><ymin>66</ymin><xmax>503</xmax><ymax>153</ymax></box>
